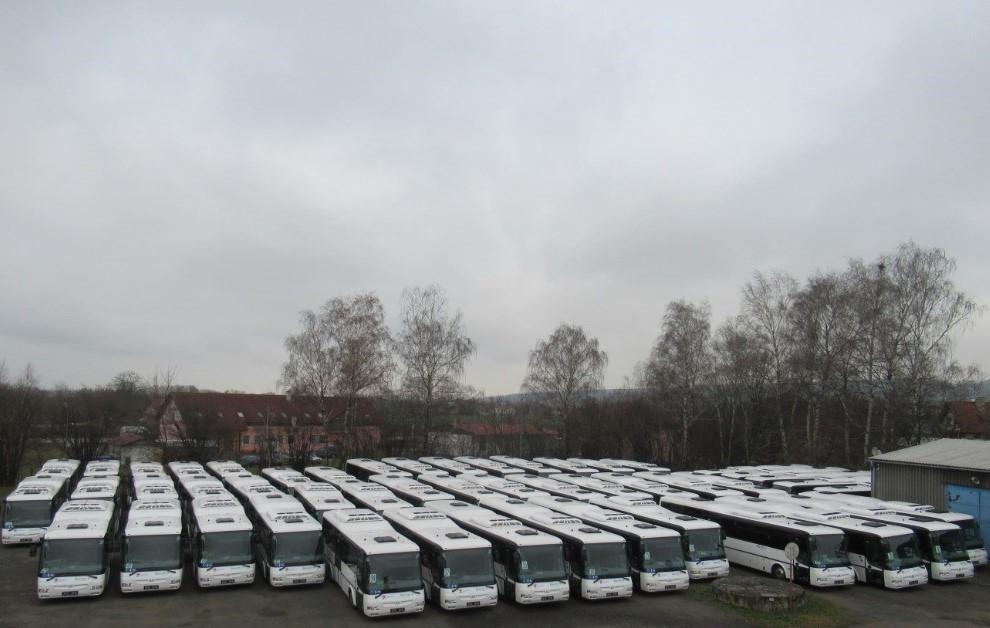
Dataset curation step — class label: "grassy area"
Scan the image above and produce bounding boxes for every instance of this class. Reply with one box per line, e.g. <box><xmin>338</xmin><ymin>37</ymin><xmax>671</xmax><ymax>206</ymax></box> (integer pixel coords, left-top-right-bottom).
<box><xmin>685</xmin><ymin>581</ymin><xmax>852</xmax><ymax>628</ymax></box>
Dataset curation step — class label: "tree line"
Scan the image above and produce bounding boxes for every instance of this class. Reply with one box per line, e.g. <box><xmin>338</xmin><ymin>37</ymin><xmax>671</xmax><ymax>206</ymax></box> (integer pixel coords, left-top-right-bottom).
<box><xmin>0</xmin><ymin>241</ymin><xmax>981</xmax><ymax>480</ymax></box>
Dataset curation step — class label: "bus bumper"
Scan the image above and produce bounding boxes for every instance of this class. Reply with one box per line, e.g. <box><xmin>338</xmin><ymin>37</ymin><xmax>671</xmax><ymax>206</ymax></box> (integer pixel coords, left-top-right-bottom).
<box><xmin>883</xmin><ymin>567</ymin><xmax>928</xmax><ymax>589</ymax></box>
<box><xmin>2</xmin><ymin>528</ymin><xmax>46</xmax><ymax>545</ymax></box>
<box><xmin>439</xmin><ymin>584</ymin><xmax>498</xmax><ymax>610</ymax></box>
<box><xmin>197</xmin><ymin>564</ymin><xmax>255</xmax><ymax>588</ymax></box>
<box><xmin>269</xmin><ymin>563</ymin><xmax>325</xmax><ymax>587</ymax></box>
<box><xmin>967</xmin><ymin>548</ymin><xmax>988</xmax><ymax>567</ymax></box>
<box><xmin>930</xmin><ymin>561</ymin><xmax>975</xmax><ymax>581</ymax></box>
<box><xmin>514</xmin><ymin>580</ymin><xmax>569</xmax><ymax>604</ymax></box>
<box><xmin>580</xmin><ymin>576</ymin><xmax>633</xmax><ymax>600</ymax></box>
<box><xmin>810</xmin><ymin>567</ymin><xmax>856</xmax><ymax>587</ymax></box>
<box><xmin>120</xmin><ymin>569</ymin><xmax>182</xmax><ymax>593</ymax></box>
<box><xmin>37</xmin><ymin>574</ymin><xmax>107</xmax><ymax>599</ymax></box>
<box><xmin>686</xmin><ymin>560</ymin><xmax>730</xmax><ymax>580</ymax></box>
<box><xmin>363</xmin><ymin>590</ymin><xmax>425</xmax><ymax>616</ymax></box>
<box><xmin>639</xmin><ymin>570</ymin><xmax>690</xmax><ymax>593</ymax></box>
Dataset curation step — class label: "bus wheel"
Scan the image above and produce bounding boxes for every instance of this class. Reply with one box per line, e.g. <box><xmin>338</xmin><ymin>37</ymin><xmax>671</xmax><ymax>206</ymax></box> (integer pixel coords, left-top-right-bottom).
<box><xmin>772</xmin><ymin>565</ymin><xmax>787</xmax><ymax>580</ymax></box>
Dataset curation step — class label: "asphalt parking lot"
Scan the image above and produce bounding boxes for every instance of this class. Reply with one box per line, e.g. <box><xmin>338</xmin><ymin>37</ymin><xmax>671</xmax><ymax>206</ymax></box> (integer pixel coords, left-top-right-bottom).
<box><xmin>2</xmin><ymin>542</ymin><xmax>990</xmax><ymax>628</ymax></box>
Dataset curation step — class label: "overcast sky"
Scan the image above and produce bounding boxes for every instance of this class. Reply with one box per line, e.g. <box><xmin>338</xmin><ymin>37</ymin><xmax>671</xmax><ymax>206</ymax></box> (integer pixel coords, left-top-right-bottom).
<box><xmin>1</xmin><ymin>1</ymin><xmax>987</xmax><ymax>395</ymax></box>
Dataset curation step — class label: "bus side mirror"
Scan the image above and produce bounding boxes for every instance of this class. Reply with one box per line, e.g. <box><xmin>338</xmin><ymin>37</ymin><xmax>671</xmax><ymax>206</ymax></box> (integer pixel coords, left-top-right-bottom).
<box><xmin>29</xmin><ymin>543</ymin><xmax>38</xmax><ymax>557</ymax></box>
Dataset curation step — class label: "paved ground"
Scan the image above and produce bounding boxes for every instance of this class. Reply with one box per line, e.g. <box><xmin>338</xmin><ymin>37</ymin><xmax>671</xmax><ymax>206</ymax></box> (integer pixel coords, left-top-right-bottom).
<box><xmin>3</xmin><ymin>542</ymin><xmax>990</xmax><ymax>628</ymax></box>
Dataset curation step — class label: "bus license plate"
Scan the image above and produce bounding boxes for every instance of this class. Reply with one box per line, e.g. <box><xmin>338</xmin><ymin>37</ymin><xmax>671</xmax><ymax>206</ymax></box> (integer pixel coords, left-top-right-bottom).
<box><xmin>665</xmin><ymin>585</ymin><xmax>677</xmax><ymax>590</ymax></box>
<box><xmin>144</xmin><ymin>585</ymin><xmax>159</xmax><ymax>591</ymax></box>
<box><xmin>707</xmin><ymin>572</ymin><xmax>718</xmax><ymax>577</ymax></box>
<box><xmin>390</xmin><ymin>608</ymin><xmax>405</xmax><ymax>614</ymax></box>
<box><xmin>467</xmin><ymin>601</ymin><xmax>481</xmax><ymax>607</ymax></box>
<box><xmin>606</xmin><ymin>592</ymin><xmax>618</xmax><ymax>597</ymax></box>
<box><xmin>293</xmin><ymin>579</ymin><xmax>306</xmax><ymax>584</ymax></box>
<box><xmin>541</xmin><ymin>596</ymin><xmax>554</xmax><ymax>601</ymax></box>
<box><xmin>956</xmin><ymin>574</ymin><xmax>965</xmax><ymax>579</ymax></box>
<box><xmin>220</xmin><ymin>579</ymin><xmax>235</xmax><ymax>585</ymax></box>
<box><xmin>834</xmin><ymin>580</ymin><xmax>844</xmax><ymax>585</ymax></box>
<box><xmin>61</xmin><ymin>591</ymin><xmax>78</xmax><ymax>597</ymax></box>
<box><xmin>909</xmin><ymin>580</ymin><xmax>919</xmax><ymax>585</ymax></box>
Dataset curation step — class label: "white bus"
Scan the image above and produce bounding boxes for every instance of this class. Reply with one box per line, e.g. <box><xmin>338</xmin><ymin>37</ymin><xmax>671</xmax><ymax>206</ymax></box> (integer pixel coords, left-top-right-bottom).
<box><xmin>591</xmin><ymin>473</ymin><xmax>695</xmax><ymax>500</ymax></box>
<box><xmin>418</xmin><ymin>473</ymin><xmax>503</xmax><ymax>505</ymax></box>
<box><xmin>637</xmin><ymin>473</ymin><xmax>745</xmax><ymax>500</ymax></box>
<box><xmin>551</xmin><ymin>474</ymin><xmax>655</xmax><ymax>501</ymax></box>
<box><xmin>590</xmin><ymin>495</ymin><xmax>730</xmax><ymax>580</ymax></box>
<box><xmin>531</xmin><ymin>495</ymin><xmax>689</xmax><ymax>593</ymax></box>
<box><xmin>533</xmin><ymin>458</ymin><xmax>599</xmax><ymax>476</ymax></box>
<box><xmin>810</xmin><ymin>493</ymin><xmax>987</xmax><ymax>567</ymax></box>
<box><xmin>567</xmin><ymin>458</ymin><xmax>634</xmax><ymax>474</ymax></box>
<box><xmin>661</xmin><ymin>495</ymin><xmax>855</xmax><ymax>587</ymax></box>
<box><xmin>188</xmin><ymin>495</ymin><xmax>255</xmax><ymax>588</ymax></box>
<box><xmin>131</xmin><ymin>462</ymin><xmax>164</xmax><ymax>475</ymax></box>
<box><xmin>35</xmin><ymin>500</ymin><xmax>116</xmax><ymax>599</ymax></box>
<box><xmin>332</xmin><ymin>480</ymin><xmax>407</xmax><ymax>511</ymax></box>
<box><xmin>384</xmin><ymin>507</ymin><xmax>498</xmax><ymax>610</ymax></box>
<box><xmin>772</xmin><ymin>479</ymin><xmax>872</xmax><ymax>496</ymax></box>
<box><xmin>322</xmin><ymin>509</ymin><xmax>426</xmax><ymax>617</ymax></box>
<box><xmin>304</xmin><ymin>465</ymin><xmax>353</xmax><ymax>484</ymax></box>
<box><xmin>475</xmin><ymin>495</ymin><xmax>634</xmax><ymax>600</ymax></box>
<box><xmin>381</xmin><ymin>457</ymin><xmax>437</xmax><ymax>476</ymax></box>
<box><xmin>167</xmin><ymin>461</ymin><xmax>205</xmax><ymax>481</ymax></box>
<box><xmin>719</xmin><ymin>495</ymin><xmax>928</xmax><ymax>589</ymax></box>
<box><xmin>345</xmin><ymin>459</ymin><xmax>406</xmax><ymax>482</ymax></box>
<box><xmin>808</xmin><ymin>492</ymin><xmax>977</xmax><ymax>579</ymax></box>
<box><xmin>206</xmin><ymin>460</ymin><xmax>245</xmax><ymax>478</ymax></box>
<box><xmin>489</xmin><ymin>456</ymin><xmax>557</xmax><ymax>477</ymax></box>
<box><xmin>132</xmin><ymin>479</ymin><xmax>180</xmax><ymax>505</ymax></box>
<box><xmin>418</xmin><ymin>457</ymin><xmax>478</xmax><ymax>475</ymax></box>
<box><xmin>84</xmin><ymin>460</ymin><xmax>120</xmax><ymax>477</ymax></box>
<box><xmin>600</xmin><ymin>459</ymin><xmax>670</xmax><ymax>474</ymax></box>
<box><xmin>178</xmin><ymin>477</ymin><xmax>227</xmax><ymax>502</ymax></box>
<box><xmin>513</xmin><ymin>475</ymin><xmax>600</xmax><ymax>501</ymax></box>
<box><xmin>294</xmin><ymin>483</ymin><xmax>355</xmax><ymax>521</ymax></box>
<box><xmin>430</xmin><ymin>500</ymin><xmax>569</xmax><ymax>604</ymax></box>
<box><xmin>370</xmin><ymin>474</ymin><xmax>456</xmax><ymax>507</ymax></box>
<box><xmin>262</xmin><ymin>467</ymin><xmax>312</xmax><ymax>496</ymax></box>
<box><xmin>454</xmin><ymin>456</ymin><xmax>525</xmax><ymax>478</ymax></box>
<box><xmin>470</xmin><ymin>475</ymin><xmax>553</xmax><ymax>501</ymax></box>
<box><xmin>120</xmin><ymin>499</ymin><xmax>184</xmax><ymax>593</ymax></box>
<box><xmin>70</xmin><ymin>477</ymin><xmax>121</xmax><ymax>503</ymax></box>
<box><xmin>40</xmin><ymin>459</ymin><xmax>82</xmax><ymax>485</ymax></box>
<box><xmin>2</xmin><ymin>478</ymin><xmax>67</xmax><ymax>545</ymax></box>
<box><xmin>249</xmin><ymin>493</ymin><xmax>325</xmax><ymax>587</ymax></box>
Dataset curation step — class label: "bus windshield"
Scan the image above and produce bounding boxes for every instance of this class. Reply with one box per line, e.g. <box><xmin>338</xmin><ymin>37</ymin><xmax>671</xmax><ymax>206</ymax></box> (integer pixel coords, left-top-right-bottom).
<box><xmin>640</xmin><ymin>537</ymin><xmax>685</xmax><ymax>572</ymax></box>
<box><xmin>930</xmin><ymin>530</ymin><xmax>970</xmax><ymax>563</ymax></box>
<box><xmin>273</xmin><ymin>531</ymin><xmax>323</xmax><ymax>567</ymax></box>
<box><xmin>39</xmin><ymin>539</ymin><xmax>106</xmax><ymax>577</ymax></box>
<box><xmin>684</xmin><ymin>529</ymin><xmax>725</xmax><ymax>561</ymax></box>
<box><xmin>441</xmin><ymin>547</ymin><xmax>496</xmax><ymax>588</ymax></box>
<box><xmin>364</xmin><ymin>552</ymin><xmax>422</xmax><ymax>594</ymax></box>
<box><xmin>581</xmin><ymin>542</ymin><xmax>630</xmax><ymax>579</ymax></box>
<box><xmin>200</xmin><ymin>531</ymin><xmax>253</xmax><ymax>567</ymax></box>
<box><xmin>957</xmin><ymin>520</ymin><xmax>984</xmax><ymax>550</ymax></box>
<box><xmin>881</xmin><ymin>534</ymin><xmax>923</xmax><ymax>570</ymax></box>
<box><xmin>810</xmin><ymin>534</ymin><xmax>849</xmax><ymax>568</ymax></box>
<box><xmin>124</xmin><ymin>535</ymin><xmax>182</xmax><ymax>571</ymax></box>
<box><xmin>513</xmin><ymin>545</ymin><xmax>566</xmax><ymax>583</ymax></box>
<box><xmin>3</xmin><ymin>501</ymin><xmax>52</xmax><ymax>528</ymax></box>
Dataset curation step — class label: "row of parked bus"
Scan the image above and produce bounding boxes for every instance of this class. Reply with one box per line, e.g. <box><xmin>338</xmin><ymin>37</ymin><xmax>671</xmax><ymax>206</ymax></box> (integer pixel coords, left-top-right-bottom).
<box><xmin>8</xmin><ymin>455</ymin><xmax>986</xmax><ymax>612</ymax></box>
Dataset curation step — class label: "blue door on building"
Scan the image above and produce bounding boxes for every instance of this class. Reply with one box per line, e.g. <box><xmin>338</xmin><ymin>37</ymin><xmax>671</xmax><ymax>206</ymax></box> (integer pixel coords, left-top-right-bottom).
<box><xmin>946</xmin><ymin>484</ymin><xmax>990</xmax><ymax>538</ymax></box>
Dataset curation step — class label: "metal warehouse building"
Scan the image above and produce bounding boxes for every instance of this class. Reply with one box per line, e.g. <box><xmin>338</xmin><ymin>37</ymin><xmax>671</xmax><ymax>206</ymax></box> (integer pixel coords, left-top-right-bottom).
<box><xmin>871</xmin><ymin>438</ymin><xmax>990</xmax><ymax>533</ymax></box>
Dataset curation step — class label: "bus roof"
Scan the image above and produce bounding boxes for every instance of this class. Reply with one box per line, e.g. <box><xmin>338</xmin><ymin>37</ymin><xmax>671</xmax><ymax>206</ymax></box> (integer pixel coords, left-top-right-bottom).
<box><xmin>46</xmin><ymin>500</ymin><xmax>115</xmax><ymax>540</ymax></box>
<box><xmin>384</xmin><ymin>507</ymin><xmax>491</xmax><ymax>551</ymax></box>
<box><xmin>381</xmin><ymin>457</ymin><xmax>436</xmax><ymax>475</ymax></box>
<box><xmin>5</xmin><ymin>484</ymin><xmax>59</xmax><ymax>502</ymax></box>
<box><xmin>718</xmin><ymin>496</ymin><xmax>915</xmax><ymax>538</ymax></box>
<box><xmin>588</xmin><ymin>494</ymin><xmax>721</xmax><ymax>532</ymax></box>
<box><xmin>429</xmin><ymin>500</ymin><xmax>563</xmax><ymax>548</ymax></box>
<box><xmin>454</xmin><ymin>456</ymin><xmax>524</xmax><ymax>475</ymax></box>
<box><xmin>125</xmin><ymin>500</ymin><xmax>182</xmax><ymax>537</ymax></box>
<box><xmin>531</xmin><ymin>495</ymin><xmax>679</xmax><ymax>541</ymax></box>
<box><xmin>323</xmin><ymin>508</ymin><xmax>419</xmax><ymax>554</ymax></box>
<box><xmin>663</xmin><ymin>495</ymin><xmax>846</xmax><ymax>536</ymax></box>
<box><xmin>476</xmin><ymin>495</ymin><xmax>627</xmax><ymax>545</ymax></box>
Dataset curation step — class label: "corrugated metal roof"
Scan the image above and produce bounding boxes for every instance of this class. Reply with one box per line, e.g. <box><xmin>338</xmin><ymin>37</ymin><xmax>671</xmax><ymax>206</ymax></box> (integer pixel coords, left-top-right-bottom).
<box><xmin>870</xmin><ymin>438</ymin><xmax>990</xmax><ymax>472</ymax></box>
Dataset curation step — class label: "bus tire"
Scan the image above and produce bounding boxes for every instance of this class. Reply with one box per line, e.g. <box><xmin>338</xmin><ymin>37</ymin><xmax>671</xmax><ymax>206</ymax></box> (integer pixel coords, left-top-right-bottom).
<box><xmin>772</xmin><ymin>564</ymin><xmax>787</xmax><ymax>580</ymax></box>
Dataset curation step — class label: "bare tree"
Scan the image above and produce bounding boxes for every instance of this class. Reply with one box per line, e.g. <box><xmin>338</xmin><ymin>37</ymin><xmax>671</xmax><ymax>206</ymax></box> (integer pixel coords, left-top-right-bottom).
<box><xmin>712</xmin><ymin>319</ymin><xmax>768</xmax><ymax>466</ymax></box>
<box><xmin>522</xmin><ymin>323</ymin><xmax>607</xmax><ymax>456</ymax></box>
<box><xmin>395</xmin><ymin>285</ymin><xmax>475</xmax><ymax>452</ymax></box>
<box><xmin>741</xmin><ymin>271</ymin><xmax>798</xmax><ymax>459</ymax></box>
<box><xmin>281</xmin><ymin>293</ymin><xmax>393</xmax><ymax>459</ymax></box>
<box><xmin>0</xmin><ymin>364</ymin><xmax>44</xmax><ymax>485</ymax></box>
<box><xmin>642</xmin><ymin>301</ymin><xmax>714</xmax><ymax>468</ymax></box>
